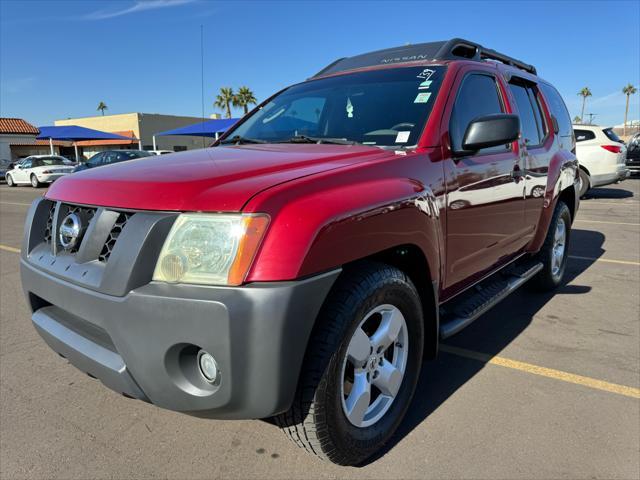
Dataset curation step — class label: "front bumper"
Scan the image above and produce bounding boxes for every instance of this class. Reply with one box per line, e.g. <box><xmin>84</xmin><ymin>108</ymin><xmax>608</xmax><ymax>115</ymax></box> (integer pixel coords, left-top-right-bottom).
<box><xmin>20</xmin><ymin>198</ymin><xmax>340</xmax><ymax>419</ymax></box>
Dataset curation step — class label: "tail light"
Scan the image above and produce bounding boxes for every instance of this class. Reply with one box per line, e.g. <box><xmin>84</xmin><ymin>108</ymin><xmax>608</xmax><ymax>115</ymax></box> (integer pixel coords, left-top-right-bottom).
<box><xmin>601</xmin><ymin>145</ymin><xmax>622</xmax><ymax>154</ymax></box>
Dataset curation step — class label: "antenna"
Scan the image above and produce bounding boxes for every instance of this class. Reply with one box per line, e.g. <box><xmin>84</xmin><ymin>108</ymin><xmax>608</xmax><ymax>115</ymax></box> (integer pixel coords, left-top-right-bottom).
<box><xmin>200</xmin><ymin>24</ymin><xmax>206</xmax><ymax>148</ymax></box>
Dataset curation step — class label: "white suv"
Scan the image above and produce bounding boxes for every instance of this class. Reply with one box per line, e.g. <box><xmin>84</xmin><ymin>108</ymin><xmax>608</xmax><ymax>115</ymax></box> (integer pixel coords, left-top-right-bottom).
<box><xmin>573</xmin><ymin>125</ymin><xmax>629</xmax><ymax>196</ymax></box>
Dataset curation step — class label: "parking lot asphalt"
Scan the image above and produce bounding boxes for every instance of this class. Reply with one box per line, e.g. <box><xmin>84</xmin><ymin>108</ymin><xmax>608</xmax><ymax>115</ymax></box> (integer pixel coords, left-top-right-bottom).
<box><xmin>1</xmin><ymin>180</ymin><xmax>639</xmax><ymax>479</ymax></box>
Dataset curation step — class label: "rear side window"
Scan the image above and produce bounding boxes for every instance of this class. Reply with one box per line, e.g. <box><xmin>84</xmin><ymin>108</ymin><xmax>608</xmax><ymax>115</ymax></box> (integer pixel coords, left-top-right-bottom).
<box><xmin>603</xmin><ymin>128</ymin><xmax>623</xmax><ymax>143</ymax></box>
<box><xmin>450</xmin><ymin>73</ymin><xmax>507</xmax><ymax>153</ymax></box>
<box><xmin>508</xmin><ymin>81</ymin><xmax>546</xmax><ymax>147</ymax></box>
<box><xmin>574</xmin><ymin>129</ymin><xmax>596</xmax><ymax>142</ymax></box>
<box><xmin>539</xmin><ymin>83</ymin><xmax>573</xmax><ymax>139</ymax></box>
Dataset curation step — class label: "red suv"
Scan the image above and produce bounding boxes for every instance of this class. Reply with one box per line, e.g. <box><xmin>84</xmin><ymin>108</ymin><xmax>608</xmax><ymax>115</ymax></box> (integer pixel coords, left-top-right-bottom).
<box><xmin>21</xmin><ymin>39</ymin><xmax>578</xmax><ymax>465</ymax></box>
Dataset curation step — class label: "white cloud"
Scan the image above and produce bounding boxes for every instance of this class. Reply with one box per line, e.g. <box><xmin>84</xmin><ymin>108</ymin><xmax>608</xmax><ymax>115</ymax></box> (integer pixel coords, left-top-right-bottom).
<box><xmin>1</xmin><ymin>76</ymin><xmax>36</xmax><ymax>94</ymax></box>
<box><xmin>83</xmin><ymin>0</ymin><xmax>195</xmax><ymax>20</ymax></box>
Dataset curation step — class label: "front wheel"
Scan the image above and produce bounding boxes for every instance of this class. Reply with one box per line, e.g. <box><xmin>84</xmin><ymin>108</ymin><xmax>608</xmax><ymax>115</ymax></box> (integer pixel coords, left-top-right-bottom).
<box><xmin>531</xmin><ymin>201</ymin><xmax>572</xmax><ymax>291</ymax></box>
<box><xmin>6</xmin><ymin>174</ymin><xmax>15</xmax><ymax>187</ymax></box>
<box><xmin>275</xmin><ymin>262</ymin><xmax>424</xmax><ymax>466</ymax></box>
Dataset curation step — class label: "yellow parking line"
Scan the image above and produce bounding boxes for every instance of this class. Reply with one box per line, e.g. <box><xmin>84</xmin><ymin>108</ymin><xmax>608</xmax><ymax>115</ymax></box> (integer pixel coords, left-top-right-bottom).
<box><xmin>440</xmin><ymin>345</ymin><xmax>640</xmax><ymax>399</ymax></box>
<box><xmin>0</xmin><ymin>201</ymin><xmax>32</xmax><ymax>206</ymax></box>
<box><xmin>569</xmin><ymin>255</ymin><xmax>640</xmax><ymax>266</ymax></box>
<box><xmin>575</xmin><ymin>219</ymin><xmax>640</xmax><ymax>226</ymax></box>
<box><xmin>0</xmin><ymin>244</ymin><xmax>20</xmax><ymax>253</ymax></box>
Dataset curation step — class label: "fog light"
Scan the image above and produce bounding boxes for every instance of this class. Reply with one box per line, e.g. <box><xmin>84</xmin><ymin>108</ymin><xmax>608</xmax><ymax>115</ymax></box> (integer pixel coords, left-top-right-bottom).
<box><xmin>198</xmin><ymin>351</ymin><xmax>219</xmax><ymax>383</ymax></box>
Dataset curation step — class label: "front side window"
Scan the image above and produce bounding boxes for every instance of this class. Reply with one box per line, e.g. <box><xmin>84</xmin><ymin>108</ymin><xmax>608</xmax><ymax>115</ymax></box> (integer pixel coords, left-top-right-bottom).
<box><xmin>87</xmin><ymin>153</ymin><xmax>104</xmax><ymax>166</ymax></box>
<box><xmin>450</xmin><ymin>73</ymin><xmax>506</xmax><ymax>153</ymax></box>
<box><xmin>225</xmin><ymin>66</ymin><xmax>447</xmax><ymax>148</ymax></box>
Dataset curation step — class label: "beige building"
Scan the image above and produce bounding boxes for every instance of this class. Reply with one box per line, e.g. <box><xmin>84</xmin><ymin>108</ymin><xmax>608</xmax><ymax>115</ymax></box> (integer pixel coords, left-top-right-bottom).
<box><xmin>55</xmin><ymin>113</ymin><xmax>211</xmax><ymax>158</ymax></box>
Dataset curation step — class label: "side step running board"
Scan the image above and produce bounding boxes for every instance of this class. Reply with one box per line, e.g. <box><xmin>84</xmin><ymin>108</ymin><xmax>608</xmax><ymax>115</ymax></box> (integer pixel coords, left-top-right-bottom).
<box><xmin>439</xmin><ymin>261</ymin><xmax>543</xmax><ymax>339</ymax></box>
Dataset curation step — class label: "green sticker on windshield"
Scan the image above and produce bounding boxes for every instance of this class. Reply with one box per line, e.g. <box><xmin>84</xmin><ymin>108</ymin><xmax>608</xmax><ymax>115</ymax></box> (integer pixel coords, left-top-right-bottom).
<box><xmin>414</xmin><ymin>92</ymin><xmax>431</xmax><ymax>103</ymax></box>
<box><xmin>418</xmin><ymin>80</ymin><xmax>432</xmax><ymax>89</ymax></box>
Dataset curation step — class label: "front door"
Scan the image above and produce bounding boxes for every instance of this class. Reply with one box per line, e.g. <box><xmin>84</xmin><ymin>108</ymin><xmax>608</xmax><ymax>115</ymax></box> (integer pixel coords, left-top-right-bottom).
<box><xmin>14</xmin><ymin>158</ymin><xmax>32</xmax><ymax>183</ymax></box>
<box><xmin>443</xmin><ymin>70</ymin><xmax>527</xmax><ymax>294</ymax></box>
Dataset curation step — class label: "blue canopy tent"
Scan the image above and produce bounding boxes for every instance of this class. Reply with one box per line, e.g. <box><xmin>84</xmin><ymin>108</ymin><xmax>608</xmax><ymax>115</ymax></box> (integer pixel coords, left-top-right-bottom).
<box><xmin>153</xmin><ymin>118</ymin><xmax>239</xmax><ymax>149</ymax></box>
<box><xmin>37</xmin><ymin>125</ymin><xmax>135</xmax><ymax>161</ymax></box>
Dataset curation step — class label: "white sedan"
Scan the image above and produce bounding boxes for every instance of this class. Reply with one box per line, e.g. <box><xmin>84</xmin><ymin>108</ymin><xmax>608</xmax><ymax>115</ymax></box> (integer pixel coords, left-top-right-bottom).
<box><xmin>5</xmin><ymin>155</ymin><xmax>76</xmax><ymax>188</ymax></box>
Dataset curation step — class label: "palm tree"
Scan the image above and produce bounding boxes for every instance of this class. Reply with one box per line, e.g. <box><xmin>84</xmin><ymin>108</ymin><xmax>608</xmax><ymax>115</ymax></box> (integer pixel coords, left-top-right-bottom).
<box><xmin>573</xmin><ymin>116</ymin><xmax>582</xmax><ymax>124</ymax></box>
<box><xmin>622</xmin><ymin>83</ymin><xmax>637</xmax><ymax>136</ymax></box>
<box><xmin>97</xmin><ymin>101</ymin><xmax>108</xmax><ymax>116</ymax></box>
<box><xmin>577</xmin><ymin>87</ymin><xmax>592</xmax><ymax>124</ymax></box>
<box><xmin>234</xmin><ymin>86</ymin><xmax>258</xmax><ymax>115</ymax></box>
<box><xmin>214</xmin><ymin>87</ymin><xmax>235</xmax><ymax>118</ymax></box>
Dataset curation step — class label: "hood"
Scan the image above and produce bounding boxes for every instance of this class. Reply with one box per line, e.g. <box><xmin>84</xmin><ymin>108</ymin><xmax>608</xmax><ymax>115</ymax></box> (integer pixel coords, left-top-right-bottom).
<box><xmin>46</xmin><ymin>144</ymin><xmax>395</xmax><ymax>211</ymax></box>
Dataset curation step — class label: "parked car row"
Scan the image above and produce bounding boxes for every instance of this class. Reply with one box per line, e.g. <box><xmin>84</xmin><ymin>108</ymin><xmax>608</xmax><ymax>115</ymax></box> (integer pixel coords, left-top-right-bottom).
<box><xmin>3</xmin><ymin>149</ymin><xmax>171</xmax><ymax>187</ymax></box>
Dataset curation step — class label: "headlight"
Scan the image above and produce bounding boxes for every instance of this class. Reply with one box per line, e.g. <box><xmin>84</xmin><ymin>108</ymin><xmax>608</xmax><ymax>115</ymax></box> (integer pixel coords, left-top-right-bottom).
<box><xmin>152</xmin><ymin>213</ymin><xmax>269</xmax><ymax>286</ymax></box>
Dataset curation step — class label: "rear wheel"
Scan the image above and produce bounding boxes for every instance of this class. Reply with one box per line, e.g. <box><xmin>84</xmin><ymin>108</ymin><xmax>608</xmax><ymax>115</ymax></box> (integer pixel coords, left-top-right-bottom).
<box><xmin>578</xmin><ymin>169</ymin><xmax>590</xmax><ymax>198</ymax></box>
<box><xmin>30</xmin><ymin>174</ymin><xmax>41</xmax><ymax>188</ymax></box>
<box><xmin>6</xmin><ymin>174</ymin><xmax>15</xmax><ymax>187</ymax></box>
<box><xmin>531</xmin><ymin>201</ymin><xmax>572</xmax><ymax>291</ymax></box>
<box><xmin>274</xmin><ymin>262</ymin><xmax>424</xmax><ymax>466</ymax></box>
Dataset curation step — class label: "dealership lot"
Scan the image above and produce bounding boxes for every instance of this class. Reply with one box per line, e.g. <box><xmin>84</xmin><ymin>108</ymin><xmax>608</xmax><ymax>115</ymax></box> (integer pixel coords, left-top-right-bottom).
<box><xmin>0</xmin><ymin>181</ymin><xmax>638</xmax><ymax>479</ymax></box>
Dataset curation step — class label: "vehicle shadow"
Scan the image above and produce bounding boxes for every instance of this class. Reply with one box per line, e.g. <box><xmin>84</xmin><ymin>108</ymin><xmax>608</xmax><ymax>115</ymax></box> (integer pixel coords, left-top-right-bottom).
<box><xmin>365</xmin><ymin>227</ymin><xmax>605</xmax><ymax>466</ymax></box>
<box><xmin>584</xmin><ymin>186</ymin><xmax>635</xmax><ymax>200</ymax></box>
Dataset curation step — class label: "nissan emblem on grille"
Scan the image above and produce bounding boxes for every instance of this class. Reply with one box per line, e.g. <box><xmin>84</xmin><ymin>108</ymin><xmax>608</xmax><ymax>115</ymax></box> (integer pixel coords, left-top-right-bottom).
<box><xmin>59</xmin><ymin>213</ymin><xmax>82</xmax><ymax>250</ymax></box>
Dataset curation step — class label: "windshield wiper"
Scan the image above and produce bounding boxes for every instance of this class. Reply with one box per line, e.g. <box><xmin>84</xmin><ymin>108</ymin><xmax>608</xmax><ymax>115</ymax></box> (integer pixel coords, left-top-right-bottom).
<box><xmin>281</xmin><ymin>135</ymin><xmax>357</xmax><ymax>145</ymax></box>
<box><xmin>219</xmin><ymin>135</ymin><xmax>267</xmax><ymax>145</ymax></box>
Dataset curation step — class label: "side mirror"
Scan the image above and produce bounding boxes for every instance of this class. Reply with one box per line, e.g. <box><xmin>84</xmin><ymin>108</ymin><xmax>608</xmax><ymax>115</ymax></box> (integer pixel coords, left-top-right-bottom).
<box><xmin>457</xmin><ymin>114</ymin><xmax>520</xmax><ymax>154</ymax></box>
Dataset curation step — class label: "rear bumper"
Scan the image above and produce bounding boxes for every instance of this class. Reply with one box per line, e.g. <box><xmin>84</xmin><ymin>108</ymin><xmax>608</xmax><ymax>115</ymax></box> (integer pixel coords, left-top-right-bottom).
<box><xmin>590</xmin><ymin>165</ymin><xmax>630</xmax><ymax>187</ymax></box>
<box><xmin>37</xmin><ymin>173</ymin><xmax>68</xmax><ymax>183</ymax></box>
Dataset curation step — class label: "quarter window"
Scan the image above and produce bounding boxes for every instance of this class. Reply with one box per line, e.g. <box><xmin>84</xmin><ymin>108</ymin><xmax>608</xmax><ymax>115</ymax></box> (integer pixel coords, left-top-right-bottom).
<box><xmin>450</xmin><ymin>73</ymin><xmax>507</xmax><ymax>153</ymax></box>
<box><xmin>574</xmin><ymin>129</ymin><xmax>596</xmax><ymax>142</ymax></box>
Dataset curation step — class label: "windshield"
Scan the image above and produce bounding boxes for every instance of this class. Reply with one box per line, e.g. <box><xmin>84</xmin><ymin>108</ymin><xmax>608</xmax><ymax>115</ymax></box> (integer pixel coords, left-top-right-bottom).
<box><xmin>224</xmin><ymin>66</ymin><xmax>446</xmax><ymax>148</ymax></box>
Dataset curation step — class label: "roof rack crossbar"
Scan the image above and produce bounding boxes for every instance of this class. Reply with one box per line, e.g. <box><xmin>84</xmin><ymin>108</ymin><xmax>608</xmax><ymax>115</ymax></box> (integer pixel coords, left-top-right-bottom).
<box><xmin>311</xmin><ymin>37</ymin><xmax>536</xmax><ymax>78</ymax></box>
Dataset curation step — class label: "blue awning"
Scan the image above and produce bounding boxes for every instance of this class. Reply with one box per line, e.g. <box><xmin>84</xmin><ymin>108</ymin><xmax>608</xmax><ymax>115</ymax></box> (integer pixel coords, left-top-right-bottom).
<box><xmin>155</xmin><ymin>118</ymin><xmax>239</xmax><ymax>137</ymax></box>
<box><xmin>37</xmin><ymin>125</ymin><xmax>135</xmax><ymax>141</ymax></box>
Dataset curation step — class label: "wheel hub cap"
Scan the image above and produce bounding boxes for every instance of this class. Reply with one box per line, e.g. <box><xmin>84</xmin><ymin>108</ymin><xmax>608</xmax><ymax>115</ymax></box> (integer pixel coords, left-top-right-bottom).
<box><xmin>340</xmin><ymin>304</ymin><xmax>408</xmax><ymax>428</ymax></box>
<box><xmin>551</xmin><ymin>218</ymin><xmax>566</xmax><ymax>276</ymax></box>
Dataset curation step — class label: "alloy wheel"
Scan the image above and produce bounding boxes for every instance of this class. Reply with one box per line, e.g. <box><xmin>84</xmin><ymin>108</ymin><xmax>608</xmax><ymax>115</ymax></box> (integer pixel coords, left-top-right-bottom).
<box><xmin>340</xmin><ymin>304</ymin><xmax>408</xmax><ymax>428</ymax></box>
<box><xmin>551</xmin><ymin>217</ymin><xmax>566</xmax><ymax>277</ymax></box>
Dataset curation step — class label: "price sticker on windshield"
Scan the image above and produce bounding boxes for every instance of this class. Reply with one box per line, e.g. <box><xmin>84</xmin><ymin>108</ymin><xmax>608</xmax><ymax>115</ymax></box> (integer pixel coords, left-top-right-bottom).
<box><xmin>414</xmin><ymin>92</ymin><xmax>432</xmax><ymax>103</ymax></box>
<box><xmin>395</xmin><ymin>131</ymin><xmax>411</xmax><ymax>143</ymax></box>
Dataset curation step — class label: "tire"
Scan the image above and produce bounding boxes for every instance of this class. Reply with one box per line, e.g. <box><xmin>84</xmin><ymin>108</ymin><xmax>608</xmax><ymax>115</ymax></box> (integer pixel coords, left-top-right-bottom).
<box><xmin>531</xmin><ymin>201</ymin><xmax>572</xmax><ymax>291</ymax></box>
<box><xmin>6</xmin><ymin>174</ymin><xmax>15</xmax><ymax>187</ymax></box>
<box><xmin>578</xmin><ymin>169</ymin><xmax>590</xmax><ymax>198</ymax></box>
<box><xmin>30</xmin><ymin>174</ymin><xmax>41</xmax><ymax>188</ymax></box>
<box><xmin>274</xmin><ymin>262</ymin><xmax>424</xmax><ymax>466</ymax></box>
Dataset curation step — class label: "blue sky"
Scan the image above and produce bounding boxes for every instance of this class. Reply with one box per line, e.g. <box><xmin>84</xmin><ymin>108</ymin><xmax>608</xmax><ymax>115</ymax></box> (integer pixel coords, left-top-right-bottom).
<box><xmin>1</xmin><ymin>0</ymin><xmax>638</xmax><ymax>127</ymax></box>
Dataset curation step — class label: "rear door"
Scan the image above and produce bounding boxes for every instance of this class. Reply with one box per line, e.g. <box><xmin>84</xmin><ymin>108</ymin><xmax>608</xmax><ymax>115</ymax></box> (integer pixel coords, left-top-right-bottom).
<box><xmin>507</xmin><ymin>78</ymin><xmax>553</xmax><ymax>240</ymax></box>
<box><xmin>442</xmin><ymin>68</ymin><xmax>526</xmax><ymax>293</ymax></box>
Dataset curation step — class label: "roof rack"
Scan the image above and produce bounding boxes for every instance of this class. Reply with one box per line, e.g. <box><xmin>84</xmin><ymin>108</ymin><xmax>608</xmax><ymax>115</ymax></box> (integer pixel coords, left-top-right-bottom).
<box><xmin>312</xmin><ymin>38</ymin><xmax>537</xmax><ymax>78</ymax></box>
